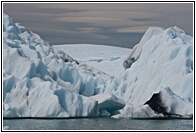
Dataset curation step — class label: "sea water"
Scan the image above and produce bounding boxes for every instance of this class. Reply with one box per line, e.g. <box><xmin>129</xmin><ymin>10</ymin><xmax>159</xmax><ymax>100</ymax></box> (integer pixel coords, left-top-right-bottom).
<box><xmin>3</xmin><ymin>117</ymin><xmax>193</xmax><ymax>130</ymax></box>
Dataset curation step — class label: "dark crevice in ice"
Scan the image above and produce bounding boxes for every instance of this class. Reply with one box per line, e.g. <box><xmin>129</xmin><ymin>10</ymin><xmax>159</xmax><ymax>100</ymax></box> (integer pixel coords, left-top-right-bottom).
<box><xmin>144</xmin><ymin>93</ymin><xmax>170</xmax><ymax>116</ymax></box>
<box><xmin>144</xmin><ymin>92</ymin><xmax>193</xmax><ymax>118</ymax></box>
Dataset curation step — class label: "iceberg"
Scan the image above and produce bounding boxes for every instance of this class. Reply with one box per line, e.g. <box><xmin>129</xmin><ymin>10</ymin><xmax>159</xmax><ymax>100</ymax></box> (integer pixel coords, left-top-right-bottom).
<box><xmin>3</xmin><ymin>13</ymin><xmax>103</xmax><ymax>118</ymax></box>
<box><xmin>3</xmin><ymin>13</ymin><xmax>193</xmax><ymax>118</ymax></box>
<box><xmin>109</xmin><ymin>26</ymin><xmax>193</xmax><ymax>118</ymax></box>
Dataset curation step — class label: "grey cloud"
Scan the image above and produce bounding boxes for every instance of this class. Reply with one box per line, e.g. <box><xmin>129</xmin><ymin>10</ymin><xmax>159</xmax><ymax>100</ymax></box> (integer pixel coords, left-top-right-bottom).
<box><xmin>131</xmin><ymin>18</ymin><xmax>153</xmax><ymax>22</ymax></box>
<box><xmin>3</xmin><ymin>2</ymin><xmax>193</xmax><ymax>48</ymax></box>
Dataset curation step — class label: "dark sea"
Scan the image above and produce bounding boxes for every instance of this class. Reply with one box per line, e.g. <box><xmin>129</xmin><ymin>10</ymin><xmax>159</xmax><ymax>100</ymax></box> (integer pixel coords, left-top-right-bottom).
<box><xmin>3</xmin><ymin>117</ymin><xmax>193</xmax><ymax>131</ymax></box>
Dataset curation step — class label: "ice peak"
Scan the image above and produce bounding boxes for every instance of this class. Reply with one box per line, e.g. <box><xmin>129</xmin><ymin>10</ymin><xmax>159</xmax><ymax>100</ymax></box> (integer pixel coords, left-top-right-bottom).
<box><xmin>3</xmin><ymin>13</ymin><xmax>13</xmax><ymax>26</ymax></box>
<box><xmin>139</xmin><ymin>27</ymin><xmax>164</xmax><ymax>45</ymax></box>
<box><xmin>164</xmin><ymin>26</ymin><xmax>187</xmax><ymax>39</ymax></box>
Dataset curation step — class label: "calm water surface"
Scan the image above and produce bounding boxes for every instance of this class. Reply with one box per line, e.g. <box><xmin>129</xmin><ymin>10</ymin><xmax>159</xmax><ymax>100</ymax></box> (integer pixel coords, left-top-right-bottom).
<box><xmin>3</xmin><ymin>117</ymin><xmax>193</xmax><ymax>130</ymax></box>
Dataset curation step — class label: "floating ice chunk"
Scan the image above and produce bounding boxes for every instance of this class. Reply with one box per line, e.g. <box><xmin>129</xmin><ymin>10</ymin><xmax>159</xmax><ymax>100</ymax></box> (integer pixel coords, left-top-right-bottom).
<box><xmin>3</xmin><ymin>126</ymin><xmax>9</xmax><ymax>130</ymax></box>
<box><xmin>111</xmin><ymin>114</ymin><xmax>121</xmax><ymax>119</ymax></box>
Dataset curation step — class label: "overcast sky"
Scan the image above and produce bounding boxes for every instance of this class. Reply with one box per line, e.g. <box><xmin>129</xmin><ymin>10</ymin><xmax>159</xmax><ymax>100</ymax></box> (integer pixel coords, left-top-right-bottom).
<box><xmin>3</xmin><ymin>2</ymin><xmax>193</xmax><ymax>48</ymax></box>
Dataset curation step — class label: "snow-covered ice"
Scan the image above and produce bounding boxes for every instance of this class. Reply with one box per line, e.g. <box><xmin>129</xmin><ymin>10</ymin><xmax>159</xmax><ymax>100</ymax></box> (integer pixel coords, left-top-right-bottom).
<box><xmin>3</xmin><ymin>13</ymin><xmax>193</xmax><ymax>118</ymax></box>
<box><xmin>54</xmin><ymin>44</ymin><xmax>131</xmax><ymax>77</ymax></box>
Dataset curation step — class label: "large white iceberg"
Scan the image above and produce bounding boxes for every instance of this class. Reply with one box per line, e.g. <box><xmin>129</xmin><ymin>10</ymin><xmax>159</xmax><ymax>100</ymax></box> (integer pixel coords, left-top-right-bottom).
<box><xmin>3</xmin><ymin>13</ymin><xmax>193</xmax><ymax>118</ymax></box>
<box><xmin>3</xmin><ymin>13</ymin><xmax>106</xmax><ymax>117</ymax></box>
<box><xmin>107</xmin><ymin>26</ymin><xmax>193</xmax><ymax>118</ymax></box>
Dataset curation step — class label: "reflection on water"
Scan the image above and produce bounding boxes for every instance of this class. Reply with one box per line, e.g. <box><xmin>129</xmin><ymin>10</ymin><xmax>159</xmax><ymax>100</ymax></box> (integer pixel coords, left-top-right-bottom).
<box><xmin>3</xmin><ymin>117</ymin><xmax>193</xmax><ymax>130</ymax></box>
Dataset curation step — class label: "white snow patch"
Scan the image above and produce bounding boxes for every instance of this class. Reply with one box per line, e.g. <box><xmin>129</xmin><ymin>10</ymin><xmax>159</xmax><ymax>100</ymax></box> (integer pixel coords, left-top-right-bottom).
<box><xmin>53</xmin><ymin>44</ymin><xmax>131</xmax><ymax>76</ymax></box>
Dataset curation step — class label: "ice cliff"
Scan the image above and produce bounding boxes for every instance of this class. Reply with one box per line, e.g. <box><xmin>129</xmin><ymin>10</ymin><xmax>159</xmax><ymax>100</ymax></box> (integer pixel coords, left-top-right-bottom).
<box><xmin>3</xmin><ymin>13</ymin><xmax>193</xmax><ymax>118</ymax></box>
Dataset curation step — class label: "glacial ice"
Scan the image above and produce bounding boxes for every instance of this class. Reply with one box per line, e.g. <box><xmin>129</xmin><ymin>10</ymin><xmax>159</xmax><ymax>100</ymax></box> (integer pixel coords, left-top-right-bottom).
<box><xmin>3</xmin><ymin>13</ymin><xmax>102</xmax><ymax>117</ymax></box>
<box><xmin>111</xmin><ymin>26</ymin><xmax>193</xmax><ymax>118</ymax></box>
<box><xmin>128</xmin><ymin>87</ymin><xmax>193</xmax><ymax>118</ymax></box>
<box><xmin>90</xmin><ymin>93</ymin><xmax>125</xmax><ymax>115</ymax></box>
<box><xmin>3</xmin><ymin>13</ymin><xmax>193</xmax><ymax>118</ymax></box>
<box><xmin>123</xmin><ymin>27</ymin><xmax>164</xmax><ymax>69</ymax></box>
<box><xmin>54</xmin><ymin>44</ymin><xmax>130</xmax><ymax>77</ymax></box>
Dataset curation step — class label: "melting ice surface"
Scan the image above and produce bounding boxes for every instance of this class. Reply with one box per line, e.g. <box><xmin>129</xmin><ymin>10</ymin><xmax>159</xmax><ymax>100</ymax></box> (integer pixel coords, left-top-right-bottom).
<box><xmin>3</xmin><ymin>13</ymin><xmax>193</xmax><ymax>118</ymax></box>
